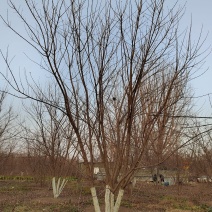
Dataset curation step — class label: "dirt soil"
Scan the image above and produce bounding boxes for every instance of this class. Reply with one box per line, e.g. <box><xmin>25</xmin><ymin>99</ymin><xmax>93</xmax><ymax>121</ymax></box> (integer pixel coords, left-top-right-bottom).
<box><xmin>0</xmin><ymin>180</ymin><xmax>212</xmax><ymax>212</ymax></box>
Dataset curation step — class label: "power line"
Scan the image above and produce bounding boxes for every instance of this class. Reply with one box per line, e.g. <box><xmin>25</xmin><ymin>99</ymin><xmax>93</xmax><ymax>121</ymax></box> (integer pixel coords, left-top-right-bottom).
<box><xmin>151</xmin><ymin>113</ymin><xmax>212</xmax><ymax>119</ymax></box>
<box><xmin>166</xmin><ymin>115</ymin><xmax>212</xmax><ymax>119</ymax></box>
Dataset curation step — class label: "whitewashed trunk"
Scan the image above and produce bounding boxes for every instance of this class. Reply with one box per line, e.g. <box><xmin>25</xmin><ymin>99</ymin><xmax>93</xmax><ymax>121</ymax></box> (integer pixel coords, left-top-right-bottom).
<box><xmin>105</xmin><ymin>185</ymin><xmax>115</xmax><ymax>212</ymax></box>
<box><xmin>91</xmin><ymin>185</ymin><xmax>124</xmax><ymax>212</ymax></box>
<box><xmin>91</xmin><ymin>187</ymin><xmax>101</xmax><ymax>212</ymax></box>
<box><xmin>105</xmin><ymin>185</ymin><xmax>124</xmax><ymax>212</ymax></box>
<box><xmin>110</xmin><ymin>191</ymin><xmax>115</xmax><ymax>211</ymax></box>
<box><xmin>105</xmin><ymin>185</ymin><xmax>111</xmax><ymax>212</ymax></box>
<box><xmin>114</xmin><ymin>189</ymin><xmax>124</xmax><ymax>212</ymax></box>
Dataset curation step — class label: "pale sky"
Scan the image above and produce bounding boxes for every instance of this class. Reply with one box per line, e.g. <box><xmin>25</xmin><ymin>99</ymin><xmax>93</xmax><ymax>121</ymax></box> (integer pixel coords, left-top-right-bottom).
<box><xmin>177</xmin><ymin>0</ymin><xmax>212</xmax><ymax>116</ymax></box>
<box><xmin>0</xmin><ymin>0</ymin><xmax>212</xmax><ymax>116</ymax></box>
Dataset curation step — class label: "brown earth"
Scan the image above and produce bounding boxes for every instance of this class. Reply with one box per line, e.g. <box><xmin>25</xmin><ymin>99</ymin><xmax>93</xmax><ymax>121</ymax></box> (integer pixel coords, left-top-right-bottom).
<box><xmin>0</xmin><ymin>180</ymin><xmax>211</xmax><ymax>212</ymax></box>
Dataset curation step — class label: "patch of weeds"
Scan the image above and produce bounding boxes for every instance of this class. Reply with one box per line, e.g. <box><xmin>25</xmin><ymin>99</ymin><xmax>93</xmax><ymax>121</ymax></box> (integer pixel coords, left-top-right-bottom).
<box><xmin>0</xmin><ymin>186</ymin><xmax>16</xmax><ymax>193</ymax></box>
<box><xmin>0</xmin><ymin>176</ymin><xmax>6</xmax><ymax>180</ymax></box>
<box><xmin>2</xmin><ymin>206</ymin><xmax>15</xmax><ymax>212</ymax></box>
<box><xmin>68</xmin><ymin>181</ymin><xmax>79</xmax><ymax>191</ymax></box>
<box><xmin>66</xmin><ymin>176</ymin><xmax>78</xmax><ymax>181</ymax></box>
<box><xmin>40</xmin><ymin>203</ymin><xmax>79</xmax><ymax>212</ymax></box>
<box><xmin>67</xmin><ymin>180</ymin><xmax>85</xmax><ymax>196</ymax></box>
<box><xmin>0</xmin><ymin>182</ymin><xmax>30</xmax><ymax>193</ymax></box>
<box><xmin>13</xmin><ymin>205</ymin><xmax>31</xmax><ymax>212</ymax></box>
<box><xmin>173</xmin><ymin>199</ymin><xmax>208</xmax><ymax>211</ymax></box>
<box><xmin>59</xmin><ymin>204</ymin><xmax>80</xmax><ymax>212</ymax></box>
<box><xmin>160</xmin><ymin>195</ymin><xmax>204</xmax><ymax>211</ymax></box>
<box><xmin>81</xmin><ymin>187</ymin><xmax>91</xmax><ymax>195</ymax></box>
<box><xmin>83</xmin><ymin>199</ymin><xmax>93</xmax><ymax>206</ymax></box>
<box><xmin>160</xmin><ymin>195</ymin><xmax>176</xmax><ymax>206</ymax></box>
<box><xmin>10</xmin><ymin>185</ymin><xmax>30</xmax><ymax>192</ymax></box>
<box><xmin>199</xmin><ymin>204</ymin><xmax>209</xmax><ymax>211</ymax></box>
<box><xmin>175</xmin><ymin>198</ymin><xmax>192</xmax><ymax>210</ymax></box>
<box><xmin>0</xmin><ymin>186</ymin><xmax>9</xmax><ymax>192</ymax></box>
<box><xmin>121</xmin><ymin>200</ymin><xmax>132</xmax><ymax>208</ymax></box>
<box><xmin>0</xmin><ymin>175</ymin><xmax>34</xmax><ymax>181</ymax></box>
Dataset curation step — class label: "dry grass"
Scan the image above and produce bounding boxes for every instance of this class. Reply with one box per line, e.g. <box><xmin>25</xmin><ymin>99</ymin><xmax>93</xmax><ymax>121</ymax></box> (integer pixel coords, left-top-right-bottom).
<box><xmin>0</xmin><ymin>180</ymin><xmax>211</xmax><ymax>211</ymax></box>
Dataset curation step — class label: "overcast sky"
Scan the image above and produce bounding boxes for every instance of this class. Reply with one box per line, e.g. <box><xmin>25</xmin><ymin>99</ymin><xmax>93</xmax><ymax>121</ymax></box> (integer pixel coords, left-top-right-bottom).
<box><xmin>0</xmin><ymin>0</ymin><xmax>212</xmax><ymax>116</ymax></box>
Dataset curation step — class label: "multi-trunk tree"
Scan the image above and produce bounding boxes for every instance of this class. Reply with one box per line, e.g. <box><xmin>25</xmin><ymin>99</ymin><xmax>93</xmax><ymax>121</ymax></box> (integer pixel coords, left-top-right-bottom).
<box><xmin>0</xmin><ymin>0</ymin><xmax>207</xmax><ymax>211</ymax></box>
<box><xmin>22</xmin><ymin>86</ymin><xmax>79</xmax><ymax>179</ymax></box>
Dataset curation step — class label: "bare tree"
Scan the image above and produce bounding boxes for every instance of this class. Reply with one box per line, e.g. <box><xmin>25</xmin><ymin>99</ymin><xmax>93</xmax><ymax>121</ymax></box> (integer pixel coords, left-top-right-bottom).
<box><xmin>0</xmin><ymin>0</ymin><xmax>207</xmax><ymax>211</ymax></box>
<box><xmin>143</xmin><ymin>70</ymin><xmax>191</xmax><ymax>179</ymax></box>
<box><xmin>189</xmin><ymin>124</ymin><xmax>212</xmax><ymax>180</ymax></box>
<box><xmin>22</xmin><ymin>86</ymin><xmax>78</xmax><ymax>179</ymax></box>
<box><xmin>0</xmin><ymin>90</ymin><xmax>18</xmax><ymax>173</ymax></box>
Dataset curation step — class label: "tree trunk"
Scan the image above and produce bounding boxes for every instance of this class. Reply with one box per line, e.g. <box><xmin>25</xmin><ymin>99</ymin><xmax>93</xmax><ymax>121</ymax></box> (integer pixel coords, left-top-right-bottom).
<box><xmin>105</xmin><ymin>185</ymin><xmax>124</xmax><ymax>212</ymax></box>
<box><xmin>91</xmin><ymin>187</ymin><xmax>101</xmax><ymax>212</ymax></box>
<box><xmin>105</xmin><ymin>185</ymin><xmax>115</xmax><ymax>212</ymax></box>
<box><xmin>114</xmin><ymin>189</ymin><xmax>124</xmax><ymax>212</ymax></box>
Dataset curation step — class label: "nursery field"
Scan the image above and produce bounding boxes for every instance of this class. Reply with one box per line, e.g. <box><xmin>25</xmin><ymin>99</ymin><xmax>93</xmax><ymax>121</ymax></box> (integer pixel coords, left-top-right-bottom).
<box><xmin>0</xmin><ymin>179</ymin><xmax>212</xmax><ymax>212</ymax></box>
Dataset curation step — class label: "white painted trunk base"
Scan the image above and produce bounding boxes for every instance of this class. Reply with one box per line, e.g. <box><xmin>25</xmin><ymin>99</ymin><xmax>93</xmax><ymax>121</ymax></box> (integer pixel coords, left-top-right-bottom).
<box><xmin>91</xmin><ymin>185</ymin><xmax>124</xmax><ymax>212</ymax></box>
<box><xmin>91</xmin><ymin>187</ymin><xmax>101</xmax><ymax>212</ymax></box>
<box><xmin>104</xmin><ymin>185</ymin><xmax>124</xmax><ymax>212</ymax></box>
<box><xmin>114</xmin><ymin>189</ymin><xmax>124</xmax><ymax>212</ymax></box>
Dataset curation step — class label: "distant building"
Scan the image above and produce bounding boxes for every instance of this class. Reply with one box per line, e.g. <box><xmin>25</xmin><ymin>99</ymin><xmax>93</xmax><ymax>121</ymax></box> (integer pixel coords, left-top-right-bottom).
<box><xmin>133</xmin><ymin>168</ymin><xmax>177</xmax><ymax>185</ymax></box>
<box><xmin>79</xmin><ymin>162</ymin><xmax>178</xmax><ymax>185</ymax></box>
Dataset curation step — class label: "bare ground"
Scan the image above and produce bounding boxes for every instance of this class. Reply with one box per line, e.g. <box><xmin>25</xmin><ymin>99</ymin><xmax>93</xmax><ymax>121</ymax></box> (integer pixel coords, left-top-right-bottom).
<box><xmin>0</xmin><ymin>180</ymin><xmax>211</xmax><ymax>212</ymax></box>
